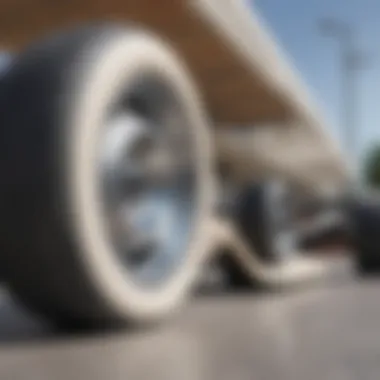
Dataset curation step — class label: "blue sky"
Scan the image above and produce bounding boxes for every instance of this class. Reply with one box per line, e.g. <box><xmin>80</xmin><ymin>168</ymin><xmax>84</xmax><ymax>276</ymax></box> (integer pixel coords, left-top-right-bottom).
<box><xmin>253</xmin><ymin>0</ymin><xmax>380</xmax><ymax>164</ymax></box>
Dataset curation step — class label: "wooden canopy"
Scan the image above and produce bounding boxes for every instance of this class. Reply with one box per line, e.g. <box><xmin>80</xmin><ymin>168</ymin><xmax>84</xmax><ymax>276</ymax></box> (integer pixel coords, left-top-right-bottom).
<box><xmin>0</xmin><ymin>0</ymin><xmax>349</xmax><ymax>190</ymax></box>
<box><xmin>0</xmin><ymin>0</ymin><xmax>308</xmax><ymax>124</ymax></box>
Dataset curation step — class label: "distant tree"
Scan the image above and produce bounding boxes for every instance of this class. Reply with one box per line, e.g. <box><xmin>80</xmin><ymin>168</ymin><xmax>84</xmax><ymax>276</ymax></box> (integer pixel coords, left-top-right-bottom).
<box><xmin>364</xmin><ymin>144</ymin><xmax>380</xmax><ymax>188</ymax></box>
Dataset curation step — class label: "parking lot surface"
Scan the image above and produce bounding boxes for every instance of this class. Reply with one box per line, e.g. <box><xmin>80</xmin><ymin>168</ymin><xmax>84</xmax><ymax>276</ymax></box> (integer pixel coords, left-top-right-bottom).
<box><xmin>0</xmin><ymin>262</ymin><xmax>379</xmax><ymax>380</ymax></box>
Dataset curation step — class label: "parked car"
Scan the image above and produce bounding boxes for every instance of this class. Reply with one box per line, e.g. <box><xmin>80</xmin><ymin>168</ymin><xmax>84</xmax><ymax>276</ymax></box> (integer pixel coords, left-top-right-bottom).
<box><xmin>0</xmin><ymin>0</ymin><xmax>373</xmax><ymax>330</ymax></box>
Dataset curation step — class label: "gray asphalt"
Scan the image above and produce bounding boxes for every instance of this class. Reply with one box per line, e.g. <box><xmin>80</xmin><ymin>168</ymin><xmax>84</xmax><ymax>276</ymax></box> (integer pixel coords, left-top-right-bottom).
<box><xmin>0</xmin><ymin>270</ymin><xmax>379</xmax><ymax>380</ymax></box>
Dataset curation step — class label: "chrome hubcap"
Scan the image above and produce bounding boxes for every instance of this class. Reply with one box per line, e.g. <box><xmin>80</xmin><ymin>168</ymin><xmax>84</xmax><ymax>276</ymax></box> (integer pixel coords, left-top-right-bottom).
<box><xmin>265</xmin><ymin>181</ymin><xmax>298</xmax><ymax>261</ymax></box>
<box><xmin>98</xmin><ymin>82</ymin><xmax>197</xmax><ymax>288</ymax></box>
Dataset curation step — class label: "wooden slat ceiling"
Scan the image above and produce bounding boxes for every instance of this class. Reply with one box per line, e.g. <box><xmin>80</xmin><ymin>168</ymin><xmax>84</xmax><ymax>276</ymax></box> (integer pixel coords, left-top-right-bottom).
<box><xmin>0</xmin><ymin>0</ymin><xmax>291</xmax><ymax>124</ymax></box>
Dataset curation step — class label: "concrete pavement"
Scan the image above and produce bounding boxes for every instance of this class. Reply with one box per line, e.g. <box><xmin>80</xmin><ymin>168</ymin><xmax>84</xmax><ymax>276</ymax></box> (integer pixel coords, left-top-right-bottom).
<box><xmin>0</xmin><ymin>267</ymin><xmax>380</xmax><ymax>380</ymax></box>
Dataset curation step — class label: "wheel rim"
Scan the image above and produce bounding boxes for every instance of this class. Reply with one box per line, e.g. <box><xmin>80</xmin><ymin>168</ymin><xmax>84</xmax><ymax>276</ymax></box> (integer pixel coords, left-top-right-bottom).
<box><xmin>98</xmin><ymin>77</ymin><xmax>198</xmax><ymax>288</ymax></box>
<box><xmin>265</xmin><ymin>181</ymin><xmax>298</xmax><ymax>262</ymax></box>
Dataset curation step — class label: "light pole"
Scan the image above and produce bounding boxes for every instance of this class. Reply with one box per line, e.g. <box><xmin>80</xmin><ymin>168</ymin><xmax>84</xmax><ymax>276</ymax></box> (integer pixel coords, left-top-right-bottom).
<box><xmin>319</xmin><ymin>19</ymin><xmax>369</xmax><ymax>174</ymax></box>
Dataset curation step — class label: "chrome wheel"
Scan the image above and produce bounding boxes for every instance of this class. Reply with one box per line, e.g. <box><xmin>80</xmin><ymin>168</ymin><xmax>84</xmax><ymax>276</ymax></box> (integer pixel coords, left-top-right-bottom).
<box><xmin>98</xmin><ymin>79</ymin><xmax>197</xmax><ymax>288</ymax></box>
<box><xmin>264</xmin><ymin>181</ymin><xmax>298</xmax><ymax>262</ymax></box>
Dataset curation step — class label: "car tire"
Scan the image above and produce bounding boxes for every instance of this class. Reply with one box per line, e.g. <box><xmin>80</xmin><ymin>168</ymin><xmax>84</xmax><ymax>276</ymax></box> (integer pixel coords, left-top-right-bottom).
<box><xmin>0</xmin><ymin>24</ymin><xmax>215</xmax><ymax>329</ymax></box>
